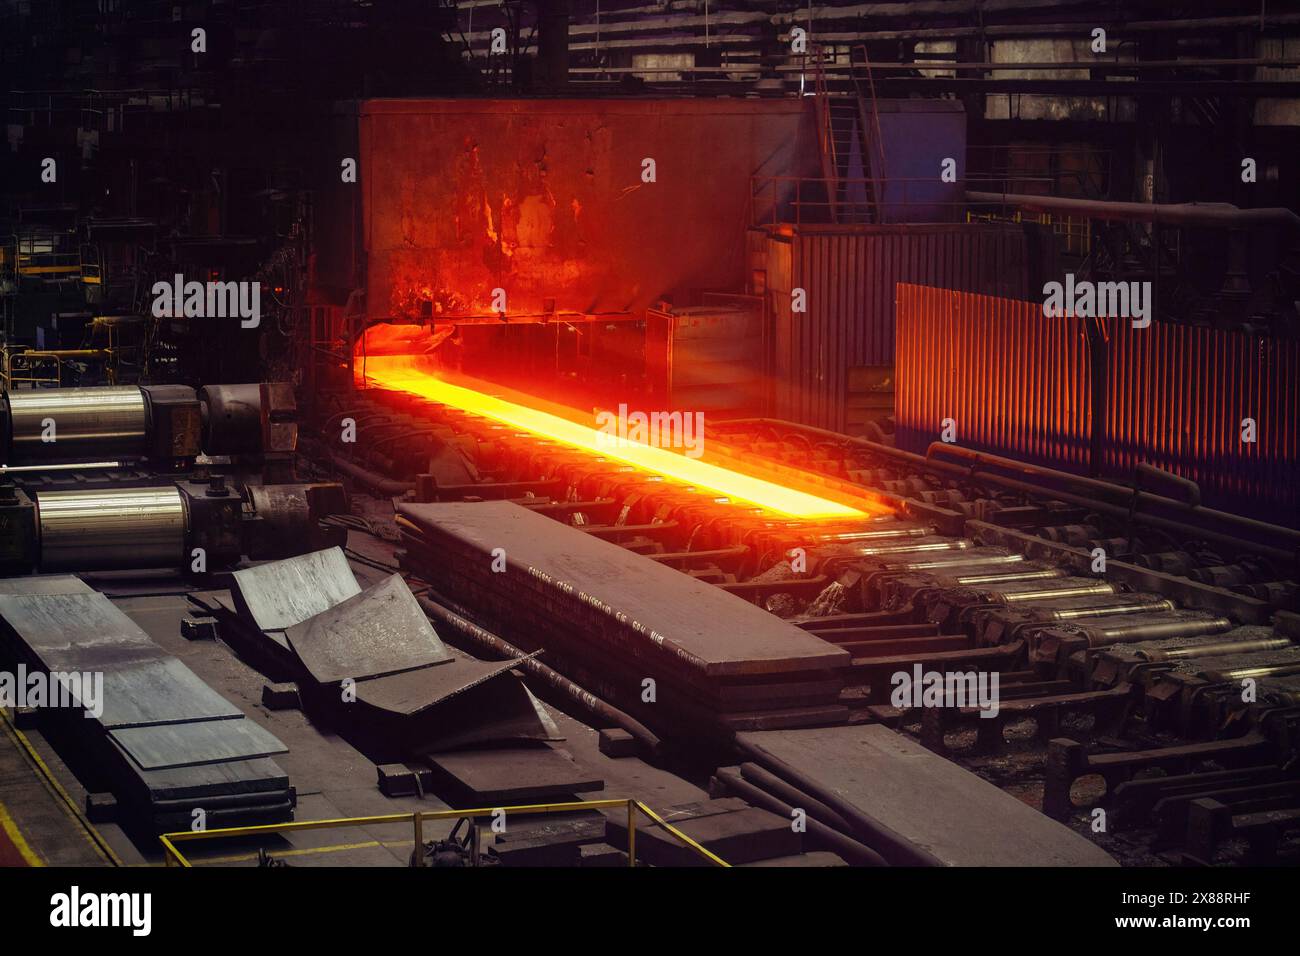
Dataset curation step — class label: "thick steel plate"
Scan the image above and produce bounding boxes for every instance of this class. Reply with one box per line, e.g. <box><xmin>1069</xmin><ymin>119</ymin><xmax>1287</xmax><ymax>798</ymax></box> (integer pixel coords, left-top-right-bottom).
<box><xmin>286</xmin><ymin>574</ymin><xmax>452</xmax><ymax>684</ymax></box>
<box><xmin>230</xmin><ymin>547</ymin><xmax>361</xmax><ymax>632</ymax></box>
<box><xmin>110</xmin><ymin>718</ymin><xmax>287</xmax><ymax>771</ymax></box>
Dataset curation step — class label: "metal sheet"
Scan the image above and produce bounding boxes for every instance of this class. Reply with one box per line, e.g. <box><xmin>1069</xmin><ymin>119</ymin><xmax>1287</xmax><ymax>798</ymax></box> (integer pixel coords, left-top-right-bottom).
<box><xmin>895</xmin><ymin>283</ymin><xmax>1094</xmax><ymax>470</ymax></box>
<box><xmin>647</xmin><ymin>301</ymin><xmax>765</xmax><ymax>414</ymax></box>
<box><xmin>121</xmin><ymin>754</ymin><xmax>291</xmax><ymax>803</ymax></box>
<box><xmin>410</xmin><ymin>682</ymin><xmax>563</xmax><ymax>753</ymax></box>
<box><xmin>110</xmin><ymin>718</ymin><xmax>287</xmax><ymax>771</ymax></box>
<box><xmin>353</xmin><ymin>654</ymin><xmax>537</xmax><ymax>717</ymax></box>
<box><xmin>0</xmin><ymin>574</ymin><xmax>93</xmax><ymax>595</ymax></box>
<box><xmin>359</xmin><ymin>98</ymin><xmax>816</xmax><ymax>320</ymax></box>
<box><xmin>285</xmin><ymin>574</ymin><xmax>452</xmax><ymax>684</ymax></box>
<box><xmin>866</xmin><ymin>100</ymin><xmax>966</xmax><ymax>223</ymax></box>
<box><xmin>738</xmin><ymin>726</ymin><xmax>1118</xmax><ymax>867</ymax></box>
<box><xmin>773</xmin><ymin>224</ymin><xmax>1032</xmax><ymax>432</ymax></box>
<box><xmin>230</xmin><ymin>547</ymin><xmax>361</xmax><ymax>632</ymax></box>
<box><xmin>1105</xmin><ymin>320</ymin><xmax>1300</xmax><ymax>524</ymax></box>
<box><xmin>89</xmin><ymin>659</ymin><xmax>245</xmax><ymax>730</ymax></box>
<box><xmin>0</xmin><ymin>592</ymin><xmax>160</xmax><ymax>671</ymax></box>
<box><xmin>0</xmin><ymin>586</ymin><xmax>293</xmax><ymax>827</ymax></box>
<box><xmin>425</xmin><ymin>746</ymin><xmax>603</xmax><ymax>803</ymax></box>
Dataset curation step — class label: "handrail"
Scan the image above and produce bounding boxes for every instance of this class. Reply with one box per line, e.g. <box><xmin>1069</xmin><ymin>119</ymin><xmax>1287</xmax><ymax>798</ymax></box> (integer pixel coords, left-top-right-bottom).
<box><xmin>160</xmin><ymin>797</ymin><xmax>730</xmax><ymax>868</ymax></box>
<box><xmin>750</xmin><ymin>173</ymin><xmax>1061</xmax><ymax>228</ymax></box>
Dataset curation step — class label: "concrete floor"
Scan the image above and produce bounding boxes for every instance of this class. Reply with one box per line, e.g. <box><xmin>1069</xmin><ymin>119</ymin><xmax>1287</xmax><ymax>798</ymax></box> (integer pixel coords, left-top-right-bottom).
<box><xmin>0</xmin><ymin>711</ymin><xmax>114</xmax><ymax>866</ymax></box>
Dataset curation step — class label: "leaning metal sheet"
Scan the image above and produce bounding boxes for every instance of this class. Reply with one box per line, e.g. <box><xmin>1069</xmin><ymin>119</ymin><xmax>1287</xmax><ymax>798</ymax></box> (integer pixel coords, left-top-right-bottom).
<box><xmin>352</xmin><ymin>653</ymin><xmax>539</xmax><ymax>717</ymax></box>
<box><xmin>230</xmin><ymin>546</ymin><xmax>362</xmax><ymax>632</ymax></box>
<box><xmin>285</xmin><ymin>574</ymin><xmax>453</xmax><ymax>684</ymax></box>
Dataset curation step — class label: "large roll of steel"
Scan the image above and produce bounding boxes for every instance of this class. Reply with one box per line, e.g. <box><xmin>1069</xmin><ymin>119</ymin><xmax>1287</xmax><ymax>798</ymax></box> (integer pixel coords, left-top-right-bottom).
<box><xmin>6</xmin><ymin>386</ymin><xmax>149</xmax><ymax>463</ymax></box>
<box><xmin>36</xmin><ymin>486</ymin><xmax>188</xmax><ymax>570</ymax></box>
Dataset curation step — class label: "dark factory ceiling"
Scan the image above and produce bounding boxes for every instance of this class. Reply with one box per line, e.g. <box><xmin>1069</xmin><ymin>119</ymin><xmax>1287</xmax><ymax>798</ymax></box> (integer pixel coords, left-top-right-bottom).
<box><xmin>453</xmin><ymin>0</ymin><xmax>1300</xmax><ymax>54</ymax></box>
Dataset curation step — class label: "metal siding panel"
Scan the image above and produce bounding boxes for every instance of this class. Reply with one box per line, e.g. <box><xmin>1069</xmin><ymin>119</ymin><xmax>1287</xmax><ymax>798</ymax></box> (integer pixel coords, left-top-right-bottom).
<box><xmin>896</xmin><ymin>284</ymin><xmax>1092</xmax><ymax>470</ymax></box>
<box><xmin>778</xmin><ymin>224</ymin><xmax>1030</xmax><ymax>433</ymax></box>
<box><xmin>898</xmin><ymin>286</ymin><xmax>1300</xmax><ymax>524</ymax></box>
<box><xmin>1106</xmin><ymin>319</ymin><xmax>1299</xmax><ymax>522</ymax></box>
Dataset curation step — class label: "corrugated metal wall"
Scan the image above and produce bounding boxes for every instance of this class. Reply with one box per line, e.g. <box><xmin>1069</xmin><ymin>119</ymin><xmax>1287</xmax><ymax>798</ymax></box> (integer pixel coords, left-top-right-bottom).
<box><xmin>896</xmin><ymin>284</ymin><xmax>1300</xmax><ymax>524</ymax></box>
<box><xmin>768</xmin><ymin>224</ymin><xmax>1034</xmax><ymax>432</ymax></box>
<box><xmin>895</xmin><ymin>284</ymin><xmax>1094</xmax><ymax>470</ymax></box>
<box><xmin>1105</xmin><ymin>321</ymin><xmax>1300</xmax><ymax>522</ymax></box>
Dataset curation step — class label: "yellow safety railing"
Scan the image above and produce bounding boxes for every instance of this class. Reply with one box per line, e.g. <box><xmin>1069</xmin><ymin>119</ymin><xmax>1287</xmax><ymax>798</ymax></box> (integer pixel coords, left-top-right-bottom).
<box><xmin>160</xmin><ymin>798</ymin><xmax>730</xmax><ymax>868</ymax></box>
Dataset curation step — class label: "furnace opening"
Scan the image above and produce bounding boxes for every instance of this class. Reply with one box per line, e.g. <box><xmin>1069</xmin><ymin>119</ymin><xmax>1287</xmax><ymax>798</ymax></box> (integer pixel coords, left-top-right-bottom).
<box><xmin>353</xmin><ymin>322</ymin><xmax>881</xmax><ymax>521</ymax></box>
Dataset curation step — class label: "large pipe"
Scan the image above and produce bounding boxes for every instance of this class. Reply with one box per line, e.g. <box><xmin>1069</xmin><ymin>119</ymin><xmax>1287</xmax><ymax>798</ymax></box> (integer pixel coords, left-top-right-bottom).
<box><xmin>712</xmin><ymin>767</ymin><xmax>888</xmax><ymax>867</ymax></box>
<box><xmin>734</xmin><ymin>736</ymin><xmax>944</xmax><ymax>866</ymax></box>
<box><xmin>326</xmin><ymin>453</ymin><xmax>415</xmax><ymax>497</ymax></box>
<box><xmin>966</xmin><ymin>190</ymin><xmax>1300</xmax><ymax>230</ymax></box>
<box><xmin>738</xmin><ymin>762</ymin><xmax>855</xmax><ymax>833</ymax></box>
<box><xmin>416</xmin><ymin>593</ymin><xmax>662</xmax><ymax>757</ymax></box>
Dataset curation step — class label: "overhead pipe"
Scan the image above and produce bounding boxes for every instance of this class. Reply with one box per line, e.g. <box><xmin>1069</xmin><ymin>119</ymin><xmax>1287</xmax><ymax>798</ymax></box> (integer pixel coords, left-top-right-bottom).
<box><xmin>966</xmin><ymin>190</ymin><xmax>1300</xmax><ymax>230</ymax></box>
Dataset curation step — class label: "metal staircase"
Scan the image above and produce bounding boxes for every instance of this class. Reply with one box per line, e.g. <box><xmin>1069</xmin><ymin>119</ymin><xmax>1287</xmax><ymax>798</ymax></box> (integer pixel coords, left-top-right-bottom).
<box><xmin>810</xmin><ymin>45</ymin><xmax>888</xmax><ymax>224</ymax></box>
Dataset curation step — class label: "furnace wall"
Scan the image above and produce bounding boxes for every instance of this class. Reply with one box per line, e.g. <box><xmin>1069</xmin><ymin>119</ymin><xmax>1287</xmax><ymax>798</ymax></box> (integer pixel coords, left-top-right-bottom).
<box><xmin>357</xmin><ymin>98</ymin><xmax>819</xmax><ymax>321</ymax></box>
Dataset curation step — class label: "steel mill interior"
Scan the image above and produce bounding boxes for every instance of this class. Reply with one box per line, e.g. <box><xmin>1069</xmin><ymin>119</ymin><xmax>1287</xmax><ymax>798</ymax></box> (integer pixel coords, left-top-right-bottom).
<box><xmin>1</xmin><ymin>0</ymin><xmax>1299</xmax><ymax>898</ymax></box>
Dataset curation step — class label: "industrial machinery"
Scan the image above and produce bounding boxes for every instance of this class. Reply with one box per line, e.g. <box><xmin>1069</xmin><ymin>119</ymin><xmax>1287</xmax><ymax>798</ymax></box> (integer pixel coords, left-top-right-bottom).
<box><xmin>0</xmin><ymin>380</ymin><xmax>343</xmax><ymax>573</ymax></box>
<box><xmin>0</xmin><ymin>477</ymin><xmax>346</xmax><ymax>575</ymax></box>
<box><xmin>0</xmin><ymin>382</ymin><xmax>298</xmax><ymax>470</ymax></box>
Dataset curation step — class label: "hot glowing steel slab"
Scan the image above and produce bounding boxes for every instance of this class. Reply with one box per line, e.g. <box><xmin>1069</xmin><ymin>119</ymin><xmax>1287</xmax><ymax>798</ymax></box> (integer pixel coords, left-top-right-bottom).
<box><xmin>361</xmin><ymin>358</ymin><xmax>868</xmax><ymax>520</ymax></box>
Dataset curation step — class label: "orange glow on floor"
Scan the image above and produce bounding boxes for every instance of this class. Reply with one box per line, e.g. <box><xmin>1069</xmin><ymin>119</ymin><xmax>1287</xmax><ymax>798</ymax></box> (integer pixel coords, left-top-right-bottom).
<box><xmin>360</xmin><ymin>357</ymin><xmax>870</xmax><ymax>520</ymax></box>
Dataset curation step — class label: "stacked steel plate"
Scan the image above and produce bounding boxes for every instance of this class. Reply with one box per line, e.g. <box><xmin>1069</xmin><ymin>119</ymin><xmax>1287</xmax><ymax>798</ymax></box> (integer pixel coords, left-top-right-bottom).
<box><xmin>0</xmin><ymin>575</ymin><xmax>293</xmax><ymax>832</ymax></box>
<box><xmin>396</xmin><ymin>500</ymin><xmax>852</xmax><ymax>742</ymax></box>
